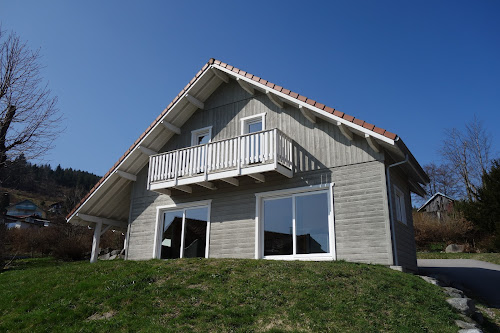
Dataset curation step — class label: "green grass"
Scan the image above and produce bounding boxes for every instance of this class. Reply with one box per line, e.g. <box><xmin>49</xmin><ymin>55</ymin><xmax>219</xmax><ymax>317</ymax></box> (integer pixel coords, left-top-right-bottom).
<box><xmin>0</xmin><ymin>258</ymin><xmax>459</xmax><ymax>332</ymax></box>
<box><xmin>417</xmin><ymin>252</ymin><xmax>500</xmax><ymax>266</ymax></box>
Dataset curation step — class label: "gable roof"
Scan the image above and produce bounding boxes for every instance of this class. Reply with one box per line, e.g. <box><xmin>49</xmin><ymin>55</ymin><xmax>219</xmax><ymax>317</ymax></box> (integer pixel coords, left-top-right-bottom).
<box><xmin>417</xmin><ymin>192</ymin><xmax>455</xmax><ymax>212</ymax></box>
<box><xmin>67</xmin><ymin>58</ymin><xmax>429</xmax><ymax>227</ymax></box>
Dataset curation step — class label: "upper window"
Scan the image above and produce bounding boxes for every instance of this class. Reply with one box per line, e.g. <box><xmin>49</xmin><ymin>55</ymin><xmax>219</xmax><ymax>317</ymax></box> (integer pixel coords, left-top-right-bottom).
<box><xmin>256</xmin><ymin>185</ymin><xmax>335</xmax><ymax>260</ymax></box>
<box><xmin>191</xmin><ymin>126</ymin><xmax>212</xmax><ymax>146</ymax></box>
<box><xmin>240</xmin><ymin>113</ymin><xmax>266</xmax><ymax>135</ymax></box>
<box><xmin>394</xmin><ymin>186</ymin><xmax>407</xmax><ymax>225</ymax></box>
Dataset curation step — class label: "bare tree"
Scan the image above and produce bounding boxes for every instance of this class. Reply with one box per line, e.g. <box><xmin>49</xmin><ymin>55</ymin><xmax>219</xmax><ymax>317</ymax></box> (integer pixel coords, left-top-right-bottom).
<box><xmin>0</xmin><ymin>28</ymin><xmax>61</xmax><ymax>169</ymax></box>
<box><xmin>423</xmin><ymin>162</ymin><xmax>461</xmax><ymax>198</ymax></box>
<box><xmin>441</xmin><ymin>116</ymin><xmax>492</xmax><ymax>202</ymax></box>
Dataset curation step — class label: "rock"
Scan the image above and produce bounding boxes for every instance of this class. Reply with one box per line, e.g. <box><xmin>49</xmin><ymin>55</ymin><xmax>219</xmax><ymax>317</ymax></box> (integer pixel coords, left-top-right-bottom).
<box><xmin>419</xmin><ymin>275</ymin><xmax>447</xmax><ymax>287</ymax></box>
<box><xmin>98</xmin><ymin>253</ymin><xmax>111</xmax><ymax>260</ymax></box>
<box><xmin>455</xmin><ymin>320</ymin><xmax>478</xmax><ymax>329</ymax></box>
<box><xmin>443</xmin><ymin>287</ymin><xmax>465</xmax><ymax>298</ymax></box>
<box><xmin>445</xmin><ymin>244</ymin><xmax>465</xmax><ymax>253</ymax></box>
<box><xmin>430</xmin><ymin>273</ymin><xmax>451</xmax><ymax>287</ymax></box>
<box><xmin>471</xmin><ymin>311</ymin><xmax>484</xmax><ymax>324</ymax></box>
<box><xmin>110</xmin><ymin>250</ymin><xmax>120</xmax><ymax>256</ymax></box>
<box><xmin>458</xmin><ymin>329</ymin><xmax>483</xmax><ymax>333</ymax></box>
<box><xmin>109</xmin><ymin>255</ymin><xmax>117</xmax><ymax>260</ymax></box>
<box><xmin>446</xmin><ymin>298</ymin><xmax>476</xmax><ymax>316</ymax></box>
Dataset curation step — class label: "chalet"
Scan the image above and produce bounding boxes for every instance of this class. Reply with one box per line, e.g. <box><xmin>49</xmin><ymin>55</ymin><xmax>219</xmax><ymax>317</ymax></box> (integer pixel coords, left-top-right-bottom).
<box><xmin>5</xmin><ymin>200</ymin><xmax>50</xmax><ymax>229</ymax></box>
<box><xmin>417</xmin><ymin>192</ymin><xmax>454</xmax><ymax>219</ymax></box>
<box><xmin>67</xmin><ymin>59</ymin><xmax>429</xmax><ymax>272</ymax></box>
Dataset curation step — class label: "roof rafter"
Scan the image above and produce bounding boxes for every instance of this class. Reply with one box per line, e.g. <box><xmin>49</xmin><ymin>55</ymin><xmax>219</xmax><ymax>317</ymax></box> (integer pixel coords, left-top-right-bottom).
<box><xmin>299</xmin><ymin>105</ymin><xmax>316</xmax><ymax>124</ymax></box>
<box><xmin>185</xmin><ymin>94</ymin><xmax>204</xmax><ymax>110</ymax></box>
<box><xmin>266</xmin><ymin>91</ymin><xmax>284</xmax><ymax>109</ymax></box>
<box><xmin>236</xmin><ymin>78</ymin><xmax>255</xmax><ymax>95</ymax></box>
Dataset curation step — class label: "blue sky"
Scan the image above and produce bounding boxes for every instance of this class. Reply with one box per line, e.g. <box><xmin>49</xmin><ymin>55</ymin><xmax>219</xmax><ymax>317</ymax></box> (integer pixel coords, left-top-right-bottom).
<box><xmin>1</xmin><ymin>0</ymin><xmax>499</xmax><ymax>176</ymax></box>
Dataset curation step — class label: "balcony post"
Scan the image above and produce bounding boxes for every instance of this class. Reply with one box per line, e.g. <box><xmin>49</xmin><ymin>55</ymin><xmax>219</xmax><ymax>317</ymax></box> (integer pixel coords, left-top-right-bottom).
<box><xmin>174</xmin><ymin>150</ymin><xmax>179</xmax><ymax>186</ymax></box>
<box><xmin>147</xmin><ymin>155</ymin><xmax>153</xmax><ymax>190</ymax></box>
<box><xmin>204</xmin><ymin>143</ymin><xmax>209</xmax><ymax>181</ymax></box>
<box><xmin>274</xmin><ymin>129</ymin><xmax>278</xmax><ymax>170</ymax></box>
<box><xmin>237</xmin><ymin>136</ymin><xmax>242</xmax><ymax>175</ymax></box>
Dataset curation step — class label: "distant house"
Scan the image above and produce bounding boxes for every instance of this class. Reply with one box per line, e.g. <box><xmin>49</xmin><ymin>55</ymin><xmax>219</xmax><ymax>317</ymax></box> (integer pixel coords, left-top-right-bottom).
<box><xmin>417</xmin><ymin>192</ymin><xmax>454</xmax><ymax>219</ymax></box>
<box><xmin>5</xmin><ymin>200</ymin><xmax>50</xmax><ymax>229</ymax></box>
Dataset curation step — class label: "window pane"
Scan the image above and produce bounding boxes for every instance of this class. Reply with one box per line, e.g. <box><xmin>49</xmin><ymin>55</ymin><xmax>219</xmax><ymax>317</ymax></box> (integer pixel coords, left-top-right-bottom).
<box><xmin>264</xmin><ymin>197</ymin><xmax>293</xmax><ymax>256</ymax></box>
<box><xmin>295</xmin><ymin>192</ymin><xmax>329</xmax><ymax>254</ymax></box>
<box><xmin>183</xmin><ymin>207</ymin><xmax>208</xmax><ymax>258</ymax></box>
<box><xmin>197</xmin><ymin>133</ymin><xmax>209</xmax><ymax>145</ymax></box>
<box><xmin>248</xmin><ymin>121</ymin><xmax>262</xmax><ymax>133</ymax></box>
<box><xmin>161</xmin><ymin>210</ymin><xmax>183</xmax><ymax>259</ymax></box>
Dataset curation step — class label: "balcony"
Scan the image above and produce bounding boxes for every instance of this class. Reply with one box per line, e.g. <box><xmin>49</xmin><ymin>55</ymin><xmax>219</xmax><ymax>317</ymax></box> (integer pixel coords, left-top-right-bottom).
<box><xmin>148</xmin><ymin>128</ymin><xmax>293</xmax><ymax>193</ymax></box>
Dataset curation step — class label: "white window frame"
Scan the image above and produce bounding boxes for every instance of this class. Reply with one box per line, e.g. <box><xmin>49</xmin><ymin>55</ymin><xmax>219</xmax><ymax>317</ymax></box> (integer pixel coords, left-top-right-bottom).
<box><xmin>153</xmin><ymin>200</ymin><xmax>212</xmax><ymax>259</ymax></box>
<box><xmin>191</xmin><ymin>126</ymin><xmax>212</xmax><ymax>146</ymax></box>
<box><xmin>240</xmin><ymin>113</ymin><xmax>266</xmax><ymax>135</ymax></box>
<box><xmin>394</xmin><ymin>186</ymin><xmax>407</xmax><ymax>225</ymax></box>
<box><xmin>255</xmin><ymin>183</ymin><xmax>336</xmax><ymax>261</ymax></box>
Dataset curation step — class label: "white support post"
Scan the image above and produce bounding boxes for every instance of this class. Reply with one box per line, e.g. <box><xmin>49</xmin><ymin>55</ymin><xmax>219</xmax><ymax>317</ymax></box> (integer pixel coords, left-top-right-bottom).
<box><xmin>266</xmin><ymin>91</ymin><xmax>284</xmax><ymax>109</ymax></box>
<box><xmin>100</xmin><ymin>224</ymin><xmax>112</xmax><ymax>236</ymax></box>
<box><xmin>211</xmin><ymin>68</ymin><xmax>229</xmax><ymax>83</ymax></box>
<box><xmin>161</xmin><ymin>121</ymin><xmax>181</xmax><ymax>134</ymax></box>
<box><xmin>185</xmin><ymin>94</ymin><xmax>204</xmax><ymax>110</ymax></box>
<box><xmin>236</xmin><ymin>78</ymin><xmax>255</xmax><ymax>95</ymax></box>
<box><xmin>365</xmin><ymin>134</ymin><xmax>381</xmax><ymax>153</ymax></box>
<box><xmin>90</xmin><ymin>221</ymin><xmax>102</xmax><ymax>263</ymax></box>
<box><xmin>337</xmin><ymin>121</ymin><xmax>354</xmax><ymax>141</ymax></box>
<box><xmin>299</xmin><ymin>105</ymin><xmax>316</xmax><ymax>123</ymax></box>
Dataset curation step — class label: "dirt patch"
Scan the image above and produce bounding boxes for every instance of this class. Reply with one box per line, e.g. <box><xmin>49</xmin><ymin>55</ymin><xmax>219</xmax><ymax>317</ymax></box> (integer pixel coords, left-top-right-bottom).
<box><xmin>87</xmin><ymin>311</ymin><xmax>116</xmax><ymax>321</ymax></box>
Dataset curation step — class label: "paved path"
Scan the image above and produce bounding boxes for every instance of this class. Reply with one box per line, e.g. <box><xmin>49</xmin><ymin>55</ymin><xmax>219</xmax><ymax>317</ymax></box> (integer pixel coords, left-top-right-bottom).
<box><xmin>418</xmin><ymin>259</ymin><xmax>500</xmax><ymax>308</ymax></box>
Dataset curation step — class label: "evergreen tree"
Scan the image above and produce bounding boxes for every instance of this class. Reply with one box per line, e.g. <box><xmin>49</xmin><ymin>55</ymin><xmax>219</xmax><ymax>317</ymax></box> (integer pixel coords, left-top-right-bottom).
<box><xmin>460</xmin><ymin>159</ymin><xmax>500</xmax><ymax>250</ymax></box>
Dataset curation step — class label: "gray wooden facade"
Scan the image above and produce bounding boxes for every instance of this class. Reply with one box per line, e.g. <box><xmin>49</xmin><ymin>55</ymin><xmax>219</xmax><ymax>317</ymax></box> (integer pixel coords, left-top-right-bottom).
<box><xmin>126</xmin><ymin>80</ymin><xmax>419</xmax><ymax>271</ymax></box>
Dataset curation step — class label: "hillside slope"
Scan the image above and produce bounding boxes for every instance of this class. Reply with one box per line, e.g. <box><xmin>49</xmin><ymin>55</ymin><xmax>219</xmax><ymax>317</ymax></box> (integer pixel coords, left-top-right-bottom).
<box><xmin>0</xmin><ymin>258</ymin><xmax>458</xmax><ymax>332</ymax></box>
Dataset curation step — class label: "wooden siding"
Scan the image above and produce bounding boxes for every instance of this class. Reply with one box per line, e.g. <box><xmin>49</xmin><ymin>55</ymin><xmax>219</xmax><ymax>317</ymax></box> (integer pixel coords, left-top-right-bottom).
<box><xmin>159</xmin><ymin>80</ymin><xmax>383</xmax><ymax>172</ymax></box>
<box><xmin>127</xmin><ymin>160</ymin><xmax>393</xmax><ymax>265</ymax></box>
<box><xmin>389</xmin><ymin>168</ymin><xmax>418</xmax><ymax>272</ymax></box>
<box><xmin>127</xmin><ymin>79</ymin><xmax>394</xmax><ymax>266</ymax></box>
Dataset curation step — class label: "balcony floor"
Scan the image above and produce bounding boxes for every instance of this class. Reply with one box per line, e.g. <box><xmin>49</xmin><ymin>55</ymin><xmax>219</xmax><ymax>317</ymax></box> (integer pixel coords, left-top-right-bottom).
<box><xmin>149</xmin><ymin>161</ymin><xmax>293</xmax><ymax>192</ymax></box>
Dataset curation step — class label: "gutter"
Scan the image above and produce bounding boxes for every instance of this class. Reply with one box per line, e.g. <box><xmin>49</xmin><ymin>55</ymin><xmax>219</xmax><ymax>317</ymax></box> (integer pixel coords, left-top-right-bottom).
<box><xmin>386</xmin><ymin>153</ymin><xmax>409</xmax><ymax>267</ymax></box>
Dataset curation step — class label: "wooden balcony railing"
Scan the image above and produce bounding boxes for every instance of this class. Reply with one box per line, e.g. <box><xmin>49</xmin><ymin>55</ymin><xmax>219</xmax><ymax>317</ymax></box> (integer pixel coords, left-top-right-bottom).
<box><xmin>148</xmin><ymin>128</ymin><xmax>293</xmax><ymax>191</ymax></box>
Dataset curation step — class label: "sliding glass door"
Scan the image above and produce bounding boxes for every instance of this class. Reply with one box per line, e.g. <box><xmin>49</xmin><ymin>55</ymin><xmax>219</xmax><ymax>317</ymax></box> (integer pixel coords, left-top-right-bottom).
<box><xmin>160</xmin><ymin>205</ymin><xmax>209</xmax><ymax>259</ymax></box>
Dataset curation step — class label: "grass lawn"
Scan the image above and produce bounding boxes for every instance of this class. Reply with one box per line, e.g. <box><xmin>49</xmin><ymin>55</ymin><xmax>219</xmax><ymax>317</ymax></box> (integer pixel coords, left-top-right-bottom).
<box><xmin>417</xmin><ymin>252</ymin><xmax>500</xmax><ymax>266</ymax></box>
<box><xmin>0</xmin><ymin>258</ymin><xmax>460</xmax><ymax>332</ymax></box>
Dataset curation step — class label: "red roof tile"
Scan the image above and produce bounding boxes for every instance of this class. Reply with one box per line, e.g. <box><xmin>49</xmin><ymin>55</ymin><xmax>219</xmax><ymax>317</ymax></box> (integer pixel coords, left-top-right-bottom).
<box><xmin>353</xmin><ymin>118</ymin><xmax>364</xmax><ymax>126</ymax></box>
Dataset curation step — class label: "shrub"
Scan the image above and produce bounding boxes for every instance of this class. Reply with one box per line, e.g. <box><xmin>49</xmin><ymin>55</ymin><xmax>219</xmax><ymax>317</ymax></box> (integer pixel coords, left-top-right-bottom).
<box><xmin>413</xmin><ymin>211</ymin><xmax>475</xmax><ymax>252</ymax></box>
<box><xmin>5</xmin><ymin>224</ymin><xmax>93</xmax><ymax>261</ymax></box>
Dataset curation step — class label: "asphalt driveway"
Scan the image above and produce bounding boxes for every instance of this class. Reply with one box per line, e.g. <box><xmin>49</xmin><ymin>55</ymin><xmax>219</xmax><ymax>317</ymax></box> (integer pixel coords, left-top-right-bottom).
<box><xmin>418</xmin><ymin>259</ymin><xmax>500</xmax><ymax>308</ymax></box>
